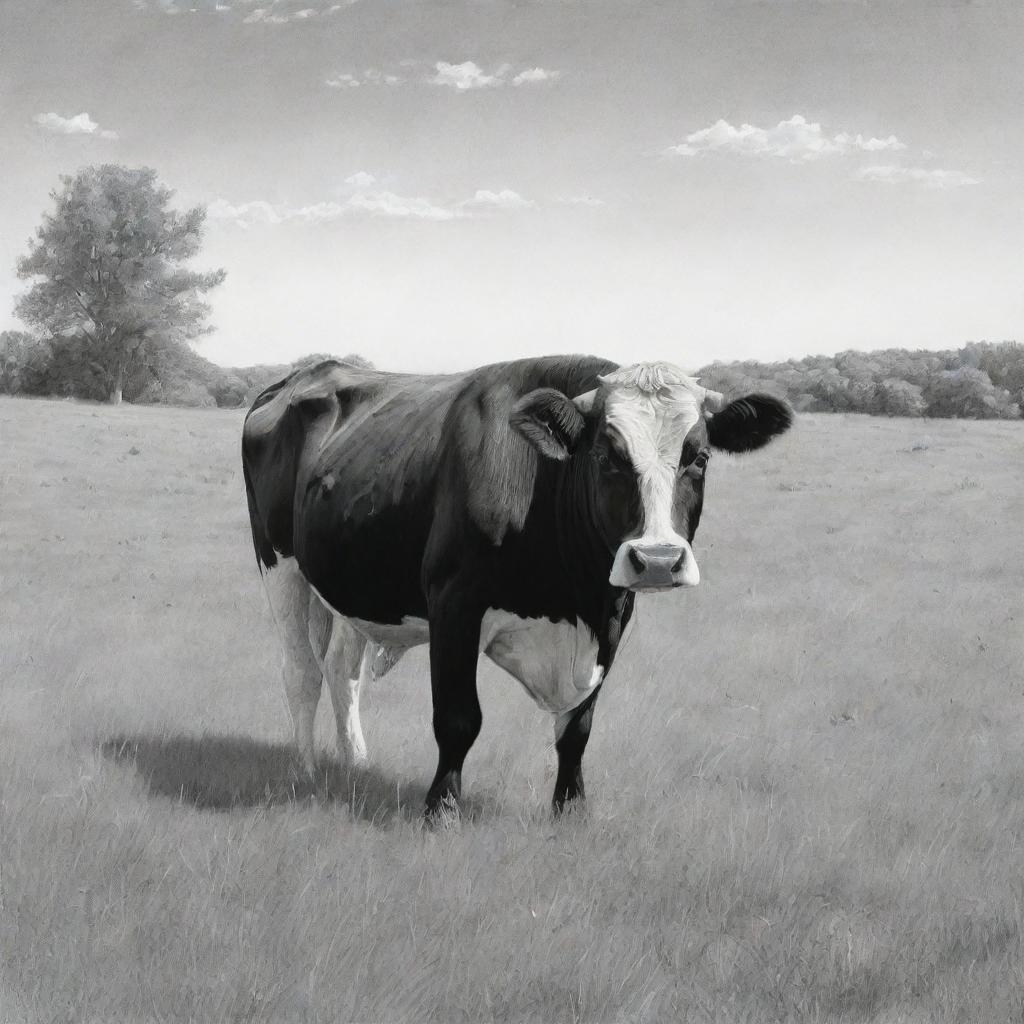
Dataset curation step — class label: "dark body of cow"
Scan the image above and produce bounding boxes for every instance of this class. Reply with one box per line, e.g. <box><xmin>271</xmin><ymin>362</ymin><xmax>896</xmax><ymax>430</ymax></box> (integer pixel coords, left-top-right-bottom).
<box><xmin>242</xmin><ymin>355</ymin><xmax>791</xmax><ymax>815</ymax></box>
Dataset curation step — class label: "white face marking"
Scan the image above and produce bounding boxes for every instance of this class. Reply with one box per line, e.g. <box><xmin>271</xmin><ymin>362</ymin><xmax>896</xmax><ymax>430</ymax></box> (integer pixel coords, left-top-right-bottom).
<box><xmin>603</xmin><ymin>380</ymin><xmax>700</xmax><ymax>548</ymax></box>
<box><xmin>481</xmin><ymin>610</ymin><xmax>604</xmax><ymax>715</ymax></box>
<box><xmin>598</xmin><ymin>363</ymin><xmax>705</xmax><ymax>589</ymax></box>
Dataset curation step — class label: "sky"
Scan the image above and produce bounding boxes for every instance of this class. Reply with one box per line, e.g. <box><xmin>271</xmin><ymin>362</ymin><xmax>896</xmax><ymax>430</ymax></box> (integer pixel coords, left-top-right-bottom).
<box><xmin>1</xmin><ymin>0</ymin><xmax>1022</xmax><ymax>373</ymax></box>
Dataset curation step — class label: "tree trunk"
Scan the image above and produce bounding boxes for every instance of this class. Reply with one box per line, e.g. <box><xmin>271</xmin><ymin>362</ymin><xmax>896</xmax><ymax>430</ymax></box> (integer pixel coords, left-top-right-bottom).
<box><xmin>110</xmin><ymin>360</ymin><xmax>124</xmax><ymax>405</ymax></box>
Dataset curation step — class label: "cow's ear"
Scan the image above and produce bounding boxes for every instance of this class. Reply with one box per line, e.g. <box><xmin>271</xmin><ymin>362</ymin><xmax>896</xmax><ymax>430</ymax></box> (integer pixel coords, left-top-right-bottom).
<box><xmin>510</xmin><ymin>388</ymin><xmax>585</xmax><ymax>461</ymax></box>
<box><xmin>706</xmin><ymin>393</ymin><xmax>792</xmax><ymax>453</ymax></box>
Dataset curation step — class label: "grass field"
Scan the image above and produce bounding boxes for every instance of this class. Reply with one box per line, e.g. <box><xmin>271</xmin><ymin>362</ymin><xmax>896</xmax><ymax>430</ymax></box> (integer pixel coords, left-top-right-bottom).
<box><xmin>2</xmin><ymin>395</ymin><xmax>1023</xmax><ymax>1023</ymax></box>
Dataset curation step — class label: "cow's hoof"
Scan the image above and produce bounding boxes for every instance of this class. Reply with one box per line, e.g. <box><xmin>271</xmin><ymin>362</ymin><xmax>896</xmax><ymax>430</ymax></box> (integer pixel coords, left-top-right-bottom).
<box><xmin>424</xmin><ymin>793</ymin><xmax>462</xmax><ymax>831</ymax></box>
<box><xmin>339</xmin><ymin>747</ymin><xmax>368</xmax><ymax>772</ymax></box>
<box><xmin>551</xmin><ymin>795</ymin><xmax>588</xmax><ymax>818</ymax></box>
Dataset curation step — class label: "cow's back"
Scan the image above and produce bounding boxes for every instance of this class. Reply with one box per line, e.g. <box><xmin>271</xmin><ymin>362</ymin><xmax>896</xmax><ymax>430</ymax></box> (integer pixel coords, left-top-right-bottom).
<box><xmin>242</xmin><ymin>359</ymin><xmax>461</xmax><ymax>577</ymax></box>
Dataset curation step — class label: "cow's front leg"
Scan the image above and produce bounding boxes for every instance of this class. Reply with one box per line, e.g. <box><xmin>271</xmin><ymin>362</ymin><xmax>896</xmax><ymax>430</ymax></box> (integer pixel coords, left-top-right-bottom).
<box><xmin>553</xmin><ymin>685</ymin><xmax>602</xmax><ymax>812</ymax></box>
<box><xmin>425</xmin><ymin>586</ymin><xmax>483</xmax><ymax>817</ymax></box>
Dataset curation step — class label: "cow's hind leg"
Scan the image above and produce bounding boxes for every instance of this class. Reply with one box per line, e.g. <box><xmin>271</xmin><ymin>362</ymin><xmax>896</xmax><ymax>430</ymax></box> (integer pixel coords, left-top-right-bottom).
<box><xmin>552</xmin><ymin>685</ymin><xmax>602</xmax><ymax>812</ymax></box>
<box><xmin>262</xmin><ymin>558</ymin><xmax>323</xmax><ymax>777</ymax></box>
<box><xmin>322</xmin><ymin>617</ymin><xmax>370</xmax><ymax>769</ymax></box>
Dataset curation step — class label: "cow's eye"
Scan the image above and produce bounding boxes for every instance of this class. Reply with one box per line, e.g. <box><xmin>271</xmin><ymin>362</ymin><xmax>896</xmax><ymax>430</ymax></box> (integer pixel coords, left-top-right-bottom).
<box><xmin>597</xmin><ymin>432</ymin><xmax>631</xmax><ymax>472</ymax></box>
<box><xmin>682</xmin><ymin>447</ymin><xmax>711</xmax><ymax>479</ymax></box>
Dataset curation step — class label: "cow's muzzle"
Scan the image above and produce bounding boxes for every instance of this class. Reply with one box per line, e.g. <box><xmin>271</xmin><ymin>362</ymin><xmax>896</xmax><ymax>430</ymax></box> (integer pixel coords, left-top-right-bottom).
<box><xmin>609</xmin><ymin>541</ymin><xmax>700</xmax><ymax>592</ymax></box>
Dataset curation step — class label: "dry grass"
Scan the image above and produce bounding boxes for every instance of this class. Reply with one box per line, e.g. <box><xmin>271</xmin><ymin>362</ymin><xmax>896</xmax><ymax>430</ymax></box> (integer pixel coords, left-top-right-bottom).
<box><xmin>1</xmin><ymin>396</ymin><xmax>1023</xmax><ymax>1023</ymax></box>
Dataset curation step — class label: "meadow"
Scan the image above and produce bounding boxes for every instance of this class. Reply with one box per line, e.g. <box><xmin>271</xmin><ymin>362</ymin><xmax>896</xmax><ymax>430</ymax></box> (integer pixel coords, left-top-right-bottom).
<box><xmin>1</xmin><ymin>395</ymin><xmax>1023</xmax><ymax>1023</ymax></box>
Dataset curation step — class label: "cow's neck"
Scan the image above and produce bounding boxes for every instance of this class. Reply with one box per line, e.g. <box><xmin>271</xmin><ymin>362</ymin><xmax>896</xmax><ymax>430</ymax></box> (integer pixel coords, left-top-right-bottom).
<box><xmin>552</xmin><ymin>461</ymin><xmax>627</xmax><ymax>638</ymax></box>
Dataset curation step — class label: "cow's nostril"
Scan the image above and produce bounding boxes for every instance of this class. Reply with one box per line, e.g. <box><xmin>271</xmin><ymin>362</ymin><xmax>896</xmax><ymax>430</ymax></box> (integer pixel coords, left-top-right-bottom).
<box><xmin>671</xmin><ymin>552</ymin><xmax>686</xmax><ymax>573</ymax></box>
<box><xmin>628</xmin><ymin>547</ymin><xmax>647</xmax><ymax>574</ymax></box>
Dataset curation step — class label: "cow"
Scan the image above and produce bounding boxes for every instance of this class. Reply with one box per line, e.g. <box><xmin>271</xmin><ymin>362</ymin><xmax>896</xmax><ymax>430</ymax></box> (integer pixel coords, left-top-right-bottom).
<box><xmin>242</xmin><ymin>355</ymin><xmax>791</xmax><ymax>816</ymax></box>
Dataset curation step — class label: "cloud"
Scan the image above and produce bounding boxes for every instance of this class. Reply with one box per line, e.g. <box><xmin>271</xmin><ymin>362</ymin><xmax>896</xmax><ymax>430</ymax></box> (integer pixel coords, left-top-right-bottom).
<box><xmin>346</xmin><ymin>192</ymin><xmax>458</xmax><ymax>221</ymax></box>
<box><xmin>244</xmin><ymin>7</ymin><xmax>316</xmax><ymax>23</ymax></box>
<box><xmin>344</xmin><ymin>171</ymin><xmax>376</xmax><ymax>188</ymax></box>
<box><xmin>288</xmin><ymin>202</ymin><xmax>348</xmax><ymax>222</ymax></box>
<box><xmin>363</xmin><ymin>69</ymin><xmax>401</xmax><ymax>85</ymax></box>
<box><xmin>459</xmin><ymin>189</ymin><xmax>535</xmax><ymax>210</ymax></box>
<box><xmin>137</xmin><ymin>0</ymin><xmax>351</xmax><ymax>13</ymax></box>
<box><xmin>666</xmin><ymin>113</ymin><xmax>979</xmax><ymax>190</ymax></box>
<box><xmin>426</xmin><ymin>61</ymin><xmax>562</xmax><ymax>90</ymax></box>
<box><xmin>428</xmin><ymin>61</ymin><xmax>506</xmax><ymax>91</ymax></box>
<box><xmin>512</xmin><ymin>67</ymin><xmax>559</xmax><ymax>86</ymax></box>
<box><xmin>34</xmin><ymin>112</ymin><xmax>118</xmax><ymax>139</ymax></box>
<box><xmin>325</xmin><ymin>68</ymin><xmax>402</xmax><ymax>88</ymax></box>
<box><xmin>209</xmin><ymin>185</ymin><xmax>536</xmax><ymax>227</ymax></box>
<box><xmin>325</xmin><ymin>72</ymin><xmax>360</xmax><ymax>88</ymax></box>
<box><xmin>855</xmin><ymin>165</ymin><xmax>980</xmax><ymax>189</ymax></box>
<box><xmin>207</xmin><ymin>199</ymin><xmax>284</xmax><ymax>226</ymax></box>
<box><xmin>667</xmin><ymin>115</ymin><xmax>905</xmax><ymax>162</ymax></box>
<box><xmin>208</xmin><ymin>192</ymin><xmax>455</xmax><ymax>225</ymax></box>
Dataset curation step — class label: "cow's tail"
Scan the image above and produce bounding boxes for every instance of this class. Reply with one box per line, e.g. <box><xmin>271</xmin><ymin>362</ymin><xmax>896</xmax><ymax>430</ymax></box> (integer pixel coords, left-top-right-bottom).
<box><xmin>241</xmin><ymin>435</ymin><xmax>279</xmax><ymax>575</ymax></box>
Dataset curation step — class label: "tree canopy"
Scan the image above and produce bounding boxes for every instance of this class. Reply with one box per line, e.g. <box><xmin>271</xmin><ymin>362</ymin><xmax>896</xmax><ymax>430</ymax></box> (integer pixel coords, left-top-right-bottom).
<box><xmin>15</xmin><ymin>164</ymin><xmax>225</xmax><ymax>403</ymax></box>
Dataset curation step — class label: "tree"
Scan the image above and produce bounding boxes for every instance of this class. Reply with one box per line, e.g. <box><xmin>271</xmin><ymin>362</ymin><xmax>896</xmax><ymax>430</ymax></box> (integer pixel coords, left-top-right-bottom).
<box><xmin>963</xmin><ymin>341</ymin><xmax>1024</xmax><ymax>406</ymax></box>
<box><xmin>924</xmin><ymin>367</ymin><xmax>1020</xmax><ymax>419</ymax></box>
<box><xmin>876</xmin><ymin>377</ymin><xmax>926</xmax><ymax>417</ymax></box>
<box><xmin>15</xmin><ymin>165</ymin><xmax>225</xmax><ymax>404</ymax></box>
<box><xmin>0</xmin><ymin>331</ymin><xmax>48</xmax><ymax>395</ymax></box>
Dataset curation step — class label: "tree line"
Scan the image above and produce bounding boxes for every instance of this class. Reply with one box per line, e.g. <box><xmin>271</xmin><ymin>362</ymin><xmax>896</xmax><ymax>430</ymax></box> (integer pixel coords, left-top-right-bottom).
<box><xmin>2</xmin><ymin>163</ymin><xmax>1021</xmax><ymax>418</ymax></box>
<box><xmin>0</xmin><ymin>325</ymin><xmax>287</xmax><ymax>409</ymax></box>
<box><xmin>698</xmin><ymin>342</ymin><xmax>1023</xmax><ymax>419</ymax></box>
<box><xmin>5</xmin><ymin>328</ymin><xmax>1022</xmax><ymax>419</ymax></box>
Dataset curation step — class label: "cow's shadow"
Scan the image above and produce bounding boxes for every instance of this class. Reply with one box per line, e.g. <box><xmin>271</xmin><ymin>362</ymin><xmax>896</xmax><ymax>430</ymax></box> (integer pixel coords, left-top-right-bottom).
<box><xmin>100</xmin><ymin>732</ymin><xmax>494</xmax><ymax>825</ymax></box>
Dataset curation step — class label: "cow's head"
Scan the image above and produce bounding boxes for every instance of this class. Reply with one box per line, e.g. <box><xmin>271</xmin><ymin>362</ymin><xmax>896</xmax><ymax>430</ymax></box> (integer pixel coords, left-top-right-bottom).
<box><xmin>510</xmin><ymin>361</ymin><xmax>791</xmax><ymax>592</ymax></box>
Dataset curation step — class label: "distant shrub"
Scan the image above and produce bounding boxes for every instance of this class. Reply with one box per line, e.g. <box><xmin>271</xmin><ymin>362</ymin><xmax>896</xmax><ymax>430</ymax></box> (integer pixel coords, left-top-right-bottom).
<box><xmin>210</xmin><ymin>374</ymin><xmax>249</xmax><ymax>408</ymax></box>
<box><xmin>924</xmin><ymin>367</ymin><xmax>1019</xmax><ymax>419</ymax></box>
<box><xmin>137</xmin><ymin>379</ymin><xmax>216</xmax><ymax>408</ymax></box>
<box><xmin>960</xmin><ymin>341</ymin><xmax>1024</xmax><ymax>405</ymax></box>
<box><xmin>876</xmin><ymin>378</ymin><xmax>926</xmax><ymax>417</ymax></box>
<box><xmin>0</xmin><ymin>331</ymin><xmax>51</xmax><ymax>395</ymax></box>
<box><xmin>0</xmin><ymin>332</ymin><xmax>110</xmax><ymax>400</ymax></box>
<box><xmin>697</xmin><ymin>341</ymin><xmax>1022</xmax><ymax>420</ymax></box>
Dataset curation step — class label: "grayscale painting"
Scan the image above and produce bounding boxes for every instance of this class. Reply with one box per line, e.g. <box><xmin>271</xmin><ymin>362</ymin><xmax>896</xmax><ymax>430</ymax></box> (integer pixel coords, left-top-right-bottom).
<box><xmin>2</xmin><ymin>1</ymin><xmax>1023</xmax><ymax>1021</ymax></box>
